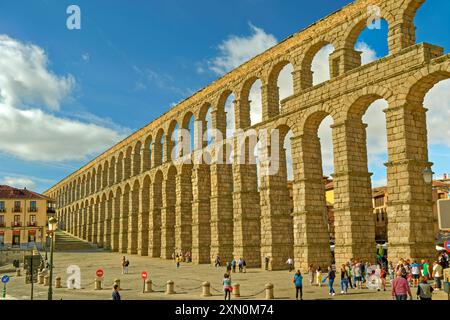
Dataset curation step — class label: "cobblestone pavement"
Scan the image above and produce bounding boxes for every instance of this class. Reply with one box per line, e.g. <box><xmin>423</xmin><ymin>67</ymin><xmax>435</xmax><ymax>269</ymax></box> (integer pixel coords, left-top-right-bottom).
<box><xmin>1</xmin><ymin>251</ymin><xmax>448</xmax><ymax>300</ymax></box>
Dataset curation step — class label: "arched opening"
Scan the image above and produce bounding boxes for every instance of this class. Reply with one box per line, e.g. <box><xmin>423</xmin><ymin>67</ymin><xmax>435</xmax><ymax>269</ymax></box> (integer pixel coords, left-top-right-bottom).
<box><xmin>311</xmin><ymin>44</ymin><xmax>335</xmax><ymax>86</ymax></box>
<box><xmin>277</xmin><ymin>63</ymin><xmax>294</xmax><ymax>110</ymax></box>
<box><xmin>105</xmin><ymin>191</ymin><xmax>114</xmax><ymax>250</ymax></box>
<box><xmin>267</xmin><ymin>61</ymin><xmax>295</xmax><ymax>116</ymax></box>
<box><xmin>176</xmin><ymin>164</ymin><xmax>193</xmax><ymax>255</ymax></box>
<box><xmin>133</xmin><ymin>141</ymin><xmax>142</xmax><ymax>176</ymax></box>
<box><xmin>150</xmin><ymin>170</ymin><xmax>163</xmax><ymax>258</ymax></box>
<box><xmin>154</xmin><ymin>129</ymin><xmax>164</xmax><ymax>167</ymax></box>
<box><xmin>129</xmin><ymin>180</ymin><xmax>140</xmax><ymax>254</ymax></box>
<box><xmin>198</xmin><ymin>103</ymin><xmax>213</xmax><ymax>150</ymax></box>
<box><xmin>111</xmin><ymin>187</ymin><xmax>121</xmax><ymax>252</ymax></box>
<box><xmin>116</xmin><ymin>153</ymin><xmax>123</xmax><ymax>182</ymax></box>
<box><xmin>249</xmin><ymin>79</ymin><xmax>263</xmax><ymax>125</ymax></box>
<box><xmin>353</xmin><ymin>18</ymin><xmax>389</xmax><ymax>65</ymax></box>
<box><xmin>140</xmin><ymin>175</ymin><xmax>151</xmax><ymax>256</ymax></box>
<box><xmin>167</xmin><ymin>120</ymin><xmax>179</xmax><ymax>162</ymax></box>
<box><xmin>109</xmin><ymin>157</ymin><xmax>116</xmax><ymax>187</ymax></box>
<box><xmin>119</xmin><ymin>183</ymin><xmax>131</xmax><ymax>253</ymax></box>
<box><xmin>124</xmin><ymin>147</ymin><xmax>132</xmax><ymax>179</ymax></box>
<box><xmin>102</xmin><ymin>162</ymin><xmax>109</xmax><ymax>188</ymax></box>
<box><xmin>414</xmin><ymin>0</ymin><xmax>448</xmax><ymax>53</ymax></box>
<box><xmin>181</xmin><ymin>111</ymin><xmax>195</xmax><ymax>157</ymax></box>
<box><xmin>143</xmin><ymin>135</ymin><xmax>152</xmax><ymax>172</ymax></box>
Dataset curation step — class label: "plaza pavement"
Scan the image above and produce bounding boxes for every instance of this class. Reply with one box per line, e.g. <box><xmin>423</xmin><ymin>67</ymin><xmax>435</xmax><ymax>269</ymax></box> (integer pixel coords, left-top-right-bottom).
<box><xmin>1</xmin><ymin>250</ymin><xmax>448</xmax><ymax>300</ymax></box>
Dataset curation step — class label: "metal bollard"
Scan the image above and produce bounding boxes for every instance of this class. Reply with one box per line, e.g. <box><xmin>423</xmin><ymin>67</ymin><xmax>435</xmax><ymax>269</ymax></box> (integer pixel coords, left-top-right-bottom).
<box><xmin>144</xmin><ymin>279</ymin><xmax>153</xmax><ymax>293</ymax></box>
<box><xmin>95</xmin><ymin>278</ymin><xmax>103</xmax><ymax>290</ymax></box>
<box><xmin>38</xmin><ymin>272</ymin><xmax>44</xmax><ymax>284</ymax></box>
<box><xmin>55</xmin><ymin>277</ymin><xmax>62</xmax><ymax>288</ymax></box>
<box><xmin>114</xmin><ymin>279</ymin><xmax>121</xmax><ymax>290</ymax></box>
<box><xmin>265</xmin><ymin>283</ymin><xmax>274</xmax><ymax>300</ymax></box>
<box><xmin>44</xmin><ymin>275</ymin><xmax>50</xmax><ymax>286</ymax></box>
<box><xmin>232</xmin><ymin>283</ymin><xmax>240</xmax><ymax>298</ymax></box>
<box><xmin>165</xmin><ymin>280</ymin><xmax>175</xmax><ymax>294</ymax></box>
<box><xmin>201</xmin><ymin>282</ymin><xmax>212</xmax><ymax>297</ymax></box>
<box><xmin>16</xmin><ymin>269</ymin><xmax>21</xmax><ymax>277</ymax></box>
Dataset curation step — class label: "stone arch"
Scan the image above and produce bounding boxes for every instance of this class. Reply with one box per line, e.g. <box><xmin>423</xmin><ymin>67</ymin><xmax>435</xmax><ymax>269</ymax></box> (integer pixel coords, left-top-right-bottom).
<box><xmin>343</xmin><ymin>86</ymin><xmax>395</xmax><ymax>120</ymax></box>
<box><xmin>154</xmin><ymin>128</ymin><xmax>165</xmax><ymax>167</ymax></box>
<box><xmin>116</xmin><ymin>152</ymin><xmax>124</xmax><ymax>183</ymax></box>
<box><xmin>240</xmin><ymin>75</ymin><xmax>263</xmax><ymax>126</ymax></box>
<box><xmin>175</xmin><ymin>163</ymin><xmax>193</xmax><ymax>255</ymax></box>
<box><xmin>97</xmin><ymin>192</ymin><xmax>107</xmax><ymax>247</ymax></box>
<box><xmin>90</xmin><ymin>168</ymin><xmax>96</xmax><ymax>194</ymax></box>
<box><xmin>142</xmin><ymin>134</ymin><xmax>153</xmax><ymax>172</ymax></box>
<box><xmin>124</xmin><ymin>146</ymin><xmax>133</xmax><ymax>180</ymax></box>
<box><xmin>111</xmin><ymin>185</ymin><xmax>122</xmax><ymax>252</ymax></box>
<box><xmin>266</xmin><ymin>60</ymin><xmax>295</xmax><ymax>116</ymax></box>
<box><xmin>181</xmin><ymin>111</ymin><xmax>195</xmax><ymax>156</ymax></box>
<box><xmin>133</xmin><ymin>140</ymin><xmax>142</xmax><ymax>177</ymax></box>
<box><xmin>87</xmin><ymin>197</ymin><xmax>95</xmax><ymax>243</ymax></box>
<box><xmin>166</xmin><ymin>119</ymin><xmax>179</xmax><ymax>163</ymax></box>
<box><xmin>109</xmin><ymin>156</ymin><xmax>116</xmax><ymax>187</ymax></box>
<box><xmin>102</xmin><ymin>161</ymin><xmax>109</xmax><ymax>189</ymax></box>
<box><xmin>300</xmin><ymin>38</ymin><xmax>337</xmax><ymax>88</ymax></box>
<box><xmin>92</xmin><ymin>194</ymin><xmax>101</xmax><ymax>244</ymax></box>
<box><xmin>197</xmin><ymin>102</ymin><xmax>213</xmax><ymax>149</ymax></box>
<box><xmin>104</xmin><ymin>190</ymin><xmax>114</xmax><ymax>250</ymax></box>
<box><xmin>96</xmin><ymin>164</ymin><xmax>102</xmax><ymax>193</ymax></box>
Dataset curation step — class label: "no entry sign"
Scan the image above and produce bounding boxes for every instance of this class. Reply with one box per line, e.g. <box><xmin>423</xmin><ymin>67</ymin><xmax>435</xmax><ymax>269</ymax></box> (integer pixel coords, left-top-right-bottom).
<box><xmin>96</xmin><ymin>269</ymin><xmax>104</xmax><ymax>278</ymax></box>
<box><xmin>444</xmin><ymin>240</ymin><xmax>450</xmax><ymax>253</ymax></box>
<box><xmin>141</xmin><ymin>271</ymin><xmax>148</xmax><ymax>280</ymax></box>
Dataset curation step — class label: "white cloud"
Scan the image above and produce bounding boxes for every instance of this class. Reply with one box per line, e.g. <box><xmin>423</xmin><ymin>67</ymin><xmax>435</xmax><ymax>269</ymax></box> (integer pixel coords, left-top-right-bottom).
<box><xmin>207</xmin><ymin>23</ymin><xmax>278</xmax><ymax>75</ymax></box>
<box><xmin>0</xmin><ymin>35</ymin><xmax>127</xmax><ymax>162</ymax></box>
<box><xmin>2</xmin><ymin>176</ymin><xmax>36</xmax><ymax>189</ymax></box>
<box><xmin>81</xmin><ymin>53</ymin><xmax>90</xmax><ymax>62</ymax></box>
<box><xmin>425</xmin><ymin>79</ymin><xmax>450</xmax><ymax>148</ymax></box>
<box><xmin>356</xmin><ymin>42</ymin><xmax>379</xmax><ymax>65</ymax></box>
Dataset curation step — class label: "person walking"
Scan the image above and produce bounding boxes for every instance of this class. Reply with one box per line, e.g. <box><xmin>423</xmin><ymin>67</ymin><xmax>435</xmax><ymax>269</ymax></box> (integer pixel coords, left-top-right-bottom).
<box><xmin>223</xmin><ymin>273</ymin><xmax>232</xmax><ymax>300</ymax></box>
<box><xmin>112</xmin><ymin>284</ymin><xmax>121</xmax><ymax>300</ymax></box>
<box><xmin>293</xmin><ymin>270</ymin><xmax>303</xmax><ymax>300</ymax></box>
<box><xmin>231</xmin><ymin>258</ymin><xmax>237</xmax><ymax>273</ymax></box>
<box><xmin>121</xmin><ymin>256</ymin><xmax>129</xmax><ymax>274</ymax></box>
<box><xmin>354</xmin><ymin>261</ymin><xmax>362</xmax><ymax>289</ymax></box>
<box><xmin>324</xmin><ymin>266</ymin><xmax>336</xmax><ymax>296</ymax></box>
<box><xmin>238</xmin><ymin>258</ymin><xmax>243</xmax><ymax>273</ymax></box>
<box><xmin>308</xmin><ymin>264</ymin><xmax>315</xmax><ymax>286</ymax></box>
<box><xmin>410</xmin><ymin>260</ymin><xmax>420</xmax><ymax>287</ymax></box>
<box><xmin>340</xmin><ymin>264</ymin><xmax>349</xmax><ymax>294</ymax></box>
<box><xmin>214</xmin><ymin>255</ymin><xmax>221</xmax><ymax>267</ymax></box>
<box><xmin>380</xmin><ymin>267</ymin><xmax>387</xmax><ymax>291</ymax></box>
<box><xmin>176</xmin><ymin>255</ymin><xmax>181</xmax><ymax>268</ymax></box>
<box><xmin>416</xmin><ymin>277</ymin><xmax>434</xmax><ymax>300</ymax></box>
<box><xmin>316</xmin><ymin>266</ymin><xmax>323</xmax><ymax>287</ymax></box>
<box><xmin>286</xmin><ymin>257</ymin><xmax>294</xmax><ymax>272</ymax></box>
<box><xmin>421</xmin><ymin>259</ymin><xmax>430</xmax><ymax>279</ymax></box>
<box><xmin>226</xmin><ymin>261</ymin><xmax>232</xmax><ymax>273</ymax></box>
<box><xmin>432</xmin><ymin>261</ymin><xmax>443</xmax><ymax>290</ymax></box>
<box><xmin>392</xmin><ymin>270</ymin><xmax>412</xmax><ymax>300</ymax></box>
<box><xmin>346</xmin><ymin>263</ymin><xmax>354</xmax><ymax>289</ymax></box>
<box><xmin>242</xmin><ymin>258</ymin><xmax>247</xmax><ymax>273</ymax></box>
<box><xmin>265</xmin><ymin>256</ymin><xmax>270</xmax><ymax>271</ymax></box>
<box><xmin>388</xmin><ymin>262</ymin><xmax>396</xmax><ymax>287</ymax></box>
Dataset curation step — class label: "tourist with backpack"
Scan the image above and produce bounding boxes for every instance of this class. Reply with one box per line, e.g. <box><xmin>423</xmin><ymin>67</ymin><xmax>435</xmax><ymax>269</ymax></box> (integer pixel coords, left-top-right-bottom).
<box><xmin>324</xmin><ymin>266</ymin><xmax>336</xmax><ymax>296</ymax></box>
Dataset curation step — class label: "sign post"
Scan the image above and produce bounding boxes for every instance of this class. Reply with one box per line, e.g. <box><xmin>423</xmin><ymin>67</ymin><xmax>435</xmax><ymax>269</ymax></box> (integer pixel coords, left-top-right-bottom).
<box><xmin>141</xmin><ymin>271</ymin><xmax>148</xmax><ymax>293</ymax></box>
<box><xmin>444</xmin><ymin>240</ymin><xmax>450</xmax><ymax>253</ymax></box>
<box><xmin>1</xmin><ymin>275</ymin><xmax>9</xmax><ymax>299</ymax></box>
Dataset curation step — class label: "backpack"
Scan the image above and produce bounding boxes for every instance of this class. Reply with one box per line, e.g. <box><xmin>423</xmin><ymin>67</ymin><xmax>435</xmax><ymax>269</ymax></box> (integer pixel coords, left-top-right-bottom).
<box><xmin>125</xmin><ymin>260</ymin><xmax>129</xmax><ymax>267</ymax></box>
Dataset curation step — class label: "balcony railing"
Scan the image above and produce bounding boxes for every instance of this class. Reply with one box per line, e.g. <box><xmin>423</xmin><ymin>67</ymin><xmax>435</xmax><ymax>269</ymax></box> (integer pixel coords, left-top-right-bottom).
<box><xmin>11</xmin><ymin>221</ymin><xmax>21</xmax><ymax>227</ymax></box>
<box><xmin>13</xmin><ymin>207</ymin><xmax>22</xmax><ymax>213</ymax></box>
<box><xmin>0</xmin><ymin>208</ymin><xmax>5</xmax><ymax>213</ymax></box>
<box><xmin>28</xmin><ymin>207</ymin><xmax>38</xmax><ymax>212</ymax></box>
<box><xmin>28</xmin><ymin>221</ymin><xmax>37</xmax><ymax>227</ymax></box>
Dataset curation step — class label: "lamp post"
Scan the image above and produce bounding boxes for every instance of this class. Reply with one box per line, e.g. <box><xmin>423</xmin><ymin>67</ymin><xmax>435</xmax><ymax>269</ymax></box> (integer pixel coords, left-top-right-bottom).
<box><xmin>423</xmin><ymin>167</ymin><xmax>434</xmax><ymax>185</ymax></box>
<box><xmin>47</xmin><ymin>217</ymin><xmax>58</xmax><ymax>301</ymax></box>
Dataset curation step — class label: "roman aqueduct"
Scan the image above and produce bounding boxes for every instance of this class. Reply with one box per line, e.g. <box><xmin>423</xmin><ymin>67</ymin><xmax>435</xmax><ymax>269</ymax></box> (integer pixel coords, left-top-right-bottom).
<box><xmin>45</xmin><ymin>0</ymin><xmax>449</xmax><ymax>270</ymax></box>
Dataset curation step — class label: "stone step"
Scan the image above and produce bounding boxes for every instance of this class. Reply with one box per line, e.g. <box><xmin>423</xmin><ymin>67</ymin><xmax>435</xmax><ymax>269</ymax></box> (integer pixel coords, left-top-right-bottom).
<box><xmin>54</xmin><ymin>231</ymin><xmax>104</xmax><ymax>252</ymax></box>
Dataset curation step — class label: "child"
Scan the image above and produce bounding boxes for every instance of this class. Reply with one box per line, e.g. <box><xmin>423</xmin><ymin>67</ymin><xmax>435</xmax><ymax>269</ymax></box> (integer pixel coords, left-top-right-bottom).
<box><xmin>316</xmin><ymin>266</ymin><xmax>323</xmax><ymax>287</ymax></box>
<box><xmin>223</xmin><ymin>273</ymin><xmax>232</xmax><ymax>300</ymax></box>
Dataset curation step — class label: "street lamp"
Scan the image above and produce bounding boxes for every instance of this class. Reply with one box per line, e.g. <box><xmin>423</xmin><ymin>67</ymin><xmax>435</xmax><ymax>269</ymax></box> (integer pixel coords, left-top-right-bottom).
<box><xmin>47</xmin><ymin>217</ymin><xmax>58</xmax><ymax>301</ymax></box>
<box><xmin>423</xmin><ymin>167</ymin><xmax>434</xmax><ymax>184</ymax></box>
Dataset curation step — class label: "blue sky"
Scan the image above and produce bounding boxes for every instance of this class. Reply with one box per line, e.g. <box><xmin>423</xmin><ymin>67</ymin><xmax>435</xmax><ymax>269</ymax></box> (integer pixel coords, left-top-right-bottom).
<box><xmin>0</xmin><ymin>0</ymin><xmax>449</xmax><ymax>193</ymax></box>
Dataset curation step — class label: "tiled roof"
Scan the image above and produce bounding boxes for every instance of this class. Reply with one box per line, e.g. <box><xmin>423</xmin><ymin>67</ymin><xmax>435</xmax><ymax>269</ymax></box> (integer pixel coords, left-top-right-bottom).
<box><xmin>0</xmin><ymin>185</ymin><xmax>53</xmax><ymax>200</ymax></box>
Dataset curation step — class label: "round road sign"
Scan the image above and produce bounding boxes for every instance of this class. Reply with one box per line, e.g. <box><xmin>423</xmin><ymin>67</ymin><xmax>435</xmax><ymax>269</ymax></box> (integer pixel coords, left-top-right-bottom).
<box><xmin>1</xmin><ymin>275</ymin><xmax>10</xmax><ymax>284</ymax></box>
<box><xmin>141</xmin><ymin>271</ymin><xmax>148</xmax><ymax>279</ymax></box>
<box><xmin>96</xmin><ymin>269</ymin><xmax>104</xmax><ymax>278</ymax></box>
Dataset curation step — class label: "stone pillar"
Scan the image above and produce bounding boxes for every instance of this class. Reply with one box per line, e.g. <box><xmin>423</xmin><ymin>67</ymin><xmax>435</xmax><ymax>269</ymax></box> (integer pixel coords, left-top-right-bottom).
<box><xmin>384</xmin><ymin>103</ymin><xmax>434</xmax><ymax>261</ymax></box>
<box><xmin>86</xmin><ymin>204</ymin><xmax>93</xmax><ymax>242</ymax></box>
<box><xmin>259</xmin><ymin>134</ymin><xmax>293</xmax><ymax>270</ymax></box>
<box><xmin>138</xmin><ymin>187</ymin><xmax>150</xmax><ymax>256</ymax></box>
<box><xmin>191</xmin><ymin>163</ymin><xmax>211</xmax><ymax>264</ymax></box>
<box><xmin>111</xmin><ymin>195</ymin><xmax>121</xmax><ymax>252</ymax></box>
<box><xmin>119</xmin><ymin>190</ymin><xmax>129</xmax><ymax>253</ymax></box>
<box><xmin>261</xmin><ymin>82</ymin><xmax>280</xmax><ymax>120</ymax></box>
<box><xmin>116</xmin><ymin>157</ymin><xmax>123</xmax><ymax>183</ymax></box>
<box><xmin>388</xmin><ymin>21</ymin><xmax>415</xmax><ymax>55</ymax></box>
<box><xmin>149</xmin><ymin>178</ymin><xmax>162</xmax><ymax>258</ymax></box>
<box><xmin>141</xmin><ymin>146</ymin><xmax>151</xmax><ymax>173</ymax></box>
<box><xmin>292</xmin><ymin>68</ymin><xmax>313</xmax><ymax>93</ymax></box>
<box><xmin>132</xmin><ymin>151</ymin><xmax>141</xmax><ymax>176</ymax></box>
<box><xmin>328</xmin><ymin>47</ymin><xmax>361</xmax><ymax>78</ymax></box>
<box><xmin>232</xmin><ymin>147</ymin><xmax>261</xmax><ymax>267</ymax></box>
<box><xmin>175</xmin><ymin>165</ymin><xmax>193</xmax><ymax>255</ymax></box>
<box><xmin>80</xmin><ymin>207</ymin><xmax>86</xmax><ymax>239</ymax></box>
<box><xmin>97</xmin><ymin>199</ymin><xmax>105</xmax><ymax>247</ymax></box>
<box><xmin>291</xmin><ymin>133</ymin><xmax>331</xmax><ymax>271</ymax></box>
<box><xmin>73</xmin><ymin>210</ymin><xmax>79</xmax><ymax>237</ymax></box>
<box><xmin>92</xmin><ymin>202</ymin><xmax>98</xmax><ymax>244</ymax></box>
<box><xmin>209</xmin><ymin>109</ymin><xmax>234</xmax><ymax>263</ymax></box>
<box><xmin>161</xmin><ymin>174</ymin><xmax>176</xmax><ymax>259</ymax></box>
<box><xmin>103</xmin><ymin>198</ymin><xmax>112</xmax><ymax>250</ymax></box>
<box><xmin>127</xmin><ymin>187</ymin><xmax>139</xmax><ymax>255</ymax></box>
<box><xmin>332</xmin><ymin>119</ymin><xmax>375</xmax><ymax>267</ymax></box>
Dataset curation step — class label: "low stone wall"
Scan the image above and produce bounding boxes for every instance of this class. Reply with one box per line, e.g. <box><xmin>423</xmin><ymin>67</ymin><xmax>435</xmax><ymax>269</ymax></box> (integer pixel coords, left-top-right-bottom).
<box><xmin>0</xmin><ymin>249</ymin><xmax>33</xmax><ymax>268</ymax></box>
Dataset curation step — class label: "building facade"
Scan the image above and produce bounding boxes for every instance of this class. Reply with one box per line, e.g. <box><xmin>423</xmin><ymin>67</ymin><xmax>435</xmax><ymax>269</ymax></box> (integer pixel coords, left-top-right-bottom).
<box><xmin>0</xmin><ymin>185</ymin><xmax>55</xmax><ymax>250</ymax></box>
<box><xmin>44</xmin><ymin>0</ymin><xmax>449</xmax><ymax>271</ymax></box>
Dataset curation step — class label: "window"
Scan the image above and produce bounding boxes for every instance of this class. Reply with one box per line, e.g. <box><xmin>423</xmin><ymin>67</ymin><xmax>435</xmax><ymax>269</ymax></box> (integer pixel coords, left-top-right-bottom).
<box><xmin>14</xmin><ymin>201</ymin><xmax>21</xmax><ymax>212</ymax></box>
<box><xmin>0</xmin><ymin>201</ymin><xmax>5</xmax><ymax>212</ymax></box>
<box><xmin>29</xmin><ymin>215</ymin><xmax>36</xmax><ymax>226</ymax></box>
<box><xmin>0</xmin><ymin>215</ymin><xmax>4</xmax><ymax>227</ymax></box>
<box><xmin>30</xmin><ymin>201</ymin><xmax>37</xmax><ymax>212</ymax></box>
<box><xmin>13</xmin><ymin>215</ymin><xmax>20</xmax><ymax>226</ymax></box>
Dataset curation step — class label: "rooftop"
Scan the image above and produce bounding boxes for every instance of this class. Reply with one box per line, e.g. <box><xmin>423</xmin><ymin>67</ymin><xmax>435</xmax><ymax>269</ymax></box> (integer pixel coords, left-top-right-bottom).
<box><xmin>0</xmin><ymin>185</ymin><xmax>53</xmax><ymax>201</ymax></box>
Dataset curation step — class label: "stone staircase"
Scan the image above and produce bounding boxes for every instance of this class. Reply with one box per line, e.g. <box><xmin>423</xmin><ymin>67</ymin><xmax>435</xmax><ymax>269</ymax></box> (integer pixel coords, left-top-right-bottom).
<box><xmin>55</xmin><ymin>231</ymin><xmax>103</xmax><ymax>252</ymax></box>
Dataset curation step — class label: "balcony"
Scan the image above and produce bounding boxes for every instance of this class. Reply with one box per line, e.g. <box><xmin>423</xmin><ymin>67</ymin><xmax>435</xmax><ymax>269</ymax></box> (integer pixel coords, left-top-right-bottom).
<box><xmin>13</xmin><ymin>207</ymin><xmax>22</xmax><ymax>213</ymax></box>
<box><xmin>11</xmin><ymin>221</ymin><xmax>21</xmax><ymax>227</ymax></box>
<box><xmin>28</xmin><ymin>207</ymin><xmax>38</xmax><ymax>212</ymax></box>
<box><xmin>28</xmin><ymin>221</ymin><xmax>37</xmax><ymax>227</ymax></box>
<box><xmin>0</xmin><ymin>222</ymin><xmax>5</xmax><ymax>227</ymax></box>
<box><xmin>0</xmin><ymin>208</ymin><xmax>5</xmax><ymax>213</ymax></box>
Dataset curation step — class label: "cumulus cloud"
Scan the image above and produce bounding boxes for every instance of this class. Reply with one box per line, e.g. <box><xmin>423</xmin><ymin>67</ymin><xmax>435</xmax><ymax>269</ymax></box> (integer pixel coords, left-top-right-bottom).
<box><xmin>425</xmin><ymin>79</ymin><xmax>450</xmax><ymax>148</ymax></box>
<box><xmin>0</xmin><ymin>35</ymin><xmax>127</xmax><ymax>162</ymax></box>
<box><xmin>1</xmin><ymin>176</ymin><xmax>36</xmax><ymax>189</ymax></box>
<box><xmin>207</xmin><ymin>23</ymin><xmax>277</xmax><ymax>75</ymax></box>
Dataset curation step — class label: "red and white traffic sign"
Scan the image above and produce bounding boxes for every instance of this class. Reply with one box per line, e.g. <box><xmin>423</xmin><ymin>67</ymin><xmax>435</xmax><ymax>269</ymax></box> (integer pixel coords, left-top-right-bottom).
<box><xmin>444</xmin><ymin>240</ymin><xmax>450</xmax><ymax>253</ymax></box>
<box><xmin>141</xmin><ymin>271</ymin><xmax>148</xmax><ymax>280</ymax></box>
<box><xmin>96</xmin><ymin>269</ymin><xmax>104</xmax><ymax>278</ymax></box>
